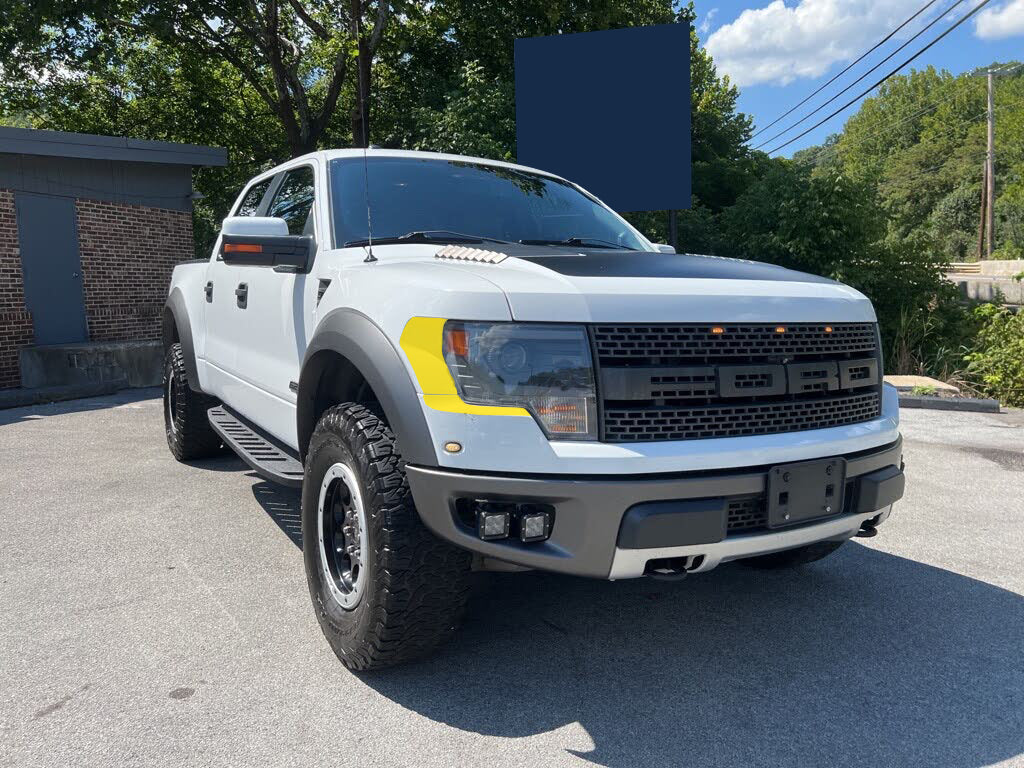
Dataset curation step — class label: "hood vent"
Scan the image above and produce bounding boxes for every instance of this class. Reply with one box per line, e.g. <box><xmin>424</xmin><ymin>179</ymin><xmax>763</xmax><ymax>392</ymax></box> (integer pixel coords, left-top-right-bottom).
<box><xmin>434</xmin><ymin>245</ymin><xmax>508</xmax><ymax>264</ymax></box>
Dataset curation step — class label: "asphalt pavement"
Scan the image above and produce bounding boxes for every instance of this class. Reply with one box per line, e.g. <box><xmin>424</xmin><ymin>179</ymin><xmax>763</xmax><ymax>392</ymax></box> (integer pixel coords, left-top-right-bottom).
<box><xmin>1</xmin><ymin>390</ymin><xmax>1022</xmax><ymax>767</ymax></box>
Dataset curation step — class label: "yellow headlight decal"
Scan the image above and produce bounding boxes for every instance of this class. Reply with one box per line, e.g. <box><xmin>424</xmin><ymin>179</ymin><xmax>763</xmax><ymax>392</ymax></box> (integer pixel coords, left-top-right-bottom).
<box><xmin>399</xmin><ymin>317</ymin><xmax>530</xmax><ymax>417</ymax></box>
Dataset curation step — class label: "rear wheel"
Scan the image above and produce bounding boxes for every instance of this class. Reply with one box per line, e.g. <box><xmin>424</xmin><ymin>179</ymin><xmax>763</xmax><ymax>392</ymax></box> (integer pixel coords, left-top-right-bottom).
<box><xmin>740</xmin><ymin>539</ymin><xmax>846</xmax><ymax>569</ymax></box>
<box><xmin>163</xmin><ymin>343</ymin><xmax>223</xmax><ymax>461</ymax></box>
<box><xmin>302</xmin><ymin>403</ymin><xmax>471</xmax><ymax>670</ymax></box>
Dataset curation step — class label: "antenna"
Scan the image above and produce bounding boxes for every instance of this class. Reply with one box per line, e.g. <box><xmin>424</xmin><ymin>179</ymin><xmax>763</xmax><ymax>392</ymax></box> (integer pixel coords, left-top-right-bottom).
<box><xmin>356</xmin><ymin>8</ymin><xmax>376</xmax><ymax>263</ymax></box>
<box><xmin>361</xmin><ymin>146</ymin><xmax>376</xmax><ymax>263</ymax></box>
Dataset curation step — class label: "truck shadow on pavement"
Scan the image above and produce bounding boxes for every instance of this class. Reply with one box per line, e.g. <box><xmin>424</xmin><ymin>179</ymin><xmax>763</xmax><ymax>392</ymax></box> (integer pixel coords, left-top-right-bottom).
<box><xmin>243</xmin><ymin>482</ymin><xmax>1023</xmax><ymax>767</ymax></box>
<box><xmin>359</xmin><ymin>543</ymin><xmax>1024</xmax><ymax>768</ymax></box>
<box><xmin>250</xmin><ymin>479</ymin><xmax>302</xmax><ymax>546</ymax></box>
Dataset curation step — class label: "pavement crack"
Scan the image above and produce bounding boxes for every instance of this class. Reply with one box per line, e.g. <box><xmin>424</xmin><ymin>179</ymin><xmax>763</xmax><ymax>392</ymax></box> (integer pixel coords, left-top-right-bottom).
<box><xmin>32</xmin><ymin>684</ymin><xmax>90</xmax><ymax>721</ymax></box>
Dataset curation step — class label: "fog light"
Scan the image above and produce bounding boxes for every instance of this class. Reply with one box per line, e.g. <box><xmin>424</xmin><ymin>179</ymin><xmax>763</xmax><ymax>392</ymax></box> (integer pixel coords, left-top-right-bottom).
<box><xmin>475</xmin><ymin>501</ymin><xmax>512</xmax><ymax>540</ymax></box>
<box><xmin>517</xmin><ymin>507</ymin><xmax>552</xmax><ymax>543</ymax></box>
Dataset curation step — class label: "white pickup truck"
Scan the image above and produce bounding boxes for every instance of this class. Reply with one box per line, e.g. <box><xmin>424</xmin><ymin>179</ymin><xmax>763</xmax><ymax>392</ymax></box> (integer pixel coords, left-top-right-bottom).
<box><xmin>162</xmin><ymin>149</ymin><xmax>905</xmax><ymax>670</ymax></box>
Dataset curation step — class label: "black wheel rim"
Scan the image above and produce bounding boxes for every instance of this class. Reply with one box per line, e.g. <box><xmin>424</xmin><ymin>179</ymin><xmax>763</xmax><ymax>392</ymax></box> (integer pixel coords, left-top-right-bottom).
<box><xmin>323</xmin><ymin>480</ymin><xmax>359</xmax><ymax>591</ymax></box>
<box><xmin>317</xmin><ymin>463</ymin><xmax>366</xmax><ymax>609</ymax></box>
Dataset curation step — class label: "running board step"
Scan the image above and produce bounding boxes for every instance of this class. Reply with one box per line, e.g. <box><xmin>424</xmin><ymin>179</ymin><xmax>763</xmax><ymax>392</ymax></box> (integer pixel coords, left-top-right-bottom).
<box><xmin>208</xmin><ymin>406</ymin><xmax>304</xmax><ymax>488</ymax></box>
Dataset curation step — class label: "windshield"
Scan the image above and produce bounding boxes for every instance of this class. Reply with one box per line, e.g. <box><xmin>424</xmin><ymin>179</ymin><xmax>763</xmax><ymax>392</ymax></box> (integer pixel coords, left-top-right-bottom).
<box><xmin>329</xmin><ymin>157</ymin><xmax>650</xmax><ymax>251</ymax></box>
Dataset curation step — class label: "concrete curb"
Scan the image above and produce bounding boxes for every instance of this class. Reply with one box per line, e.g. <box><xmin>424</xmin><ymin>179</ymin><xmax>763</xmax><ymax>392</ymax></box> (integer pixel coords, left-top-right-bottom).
<box><xmin>898</xmin><ymin>395</ymin><xmax>1001</xmax><ymax>413</ymax></box>
<box><xmin>0</xmin><ymin>382</ymin><xmax>121</xmax><ymax>410</ymax></box>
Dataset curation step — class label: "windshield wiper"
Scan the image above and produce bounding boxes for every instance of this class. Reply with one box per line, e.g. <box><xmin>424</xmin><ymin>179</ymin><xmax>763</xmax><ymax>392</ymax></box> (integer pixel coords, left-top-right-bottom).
<box><xmin>344</xmin><ymin>230</ymin><xmax>511</xmax><ymax>248</ymax></box>
<box><xmin>518</xmin><ymin>237</ymin><xmax>635</xmax><ymax>251</ymax></box>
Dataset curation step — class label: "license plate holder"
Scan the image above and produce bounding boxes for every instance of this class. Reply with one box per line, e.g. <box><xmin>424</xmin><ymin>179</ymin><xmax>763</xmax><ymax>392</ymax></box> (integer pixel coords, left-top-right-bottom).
<box><xmin>767</xmin><ymin>458</ymin><xmax>846</xmax><ymax>528</ymax></box>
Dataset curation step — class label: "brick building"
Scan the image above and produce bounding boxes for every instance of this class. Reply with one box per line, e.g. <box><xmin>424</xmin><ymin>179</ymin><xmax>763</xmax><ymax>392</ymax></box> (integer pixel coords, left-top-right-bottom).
<box><xmin>0</xmin><ymin>128</ymin><xmax>226</xmax><ymax>390</ymax></box>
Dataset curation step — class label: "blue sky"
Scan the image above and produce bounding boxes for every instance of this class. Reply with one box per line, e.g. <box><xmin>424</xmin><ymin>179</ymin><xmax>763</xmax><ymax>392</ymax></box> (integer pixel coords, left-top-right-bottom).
<box><xmin>694</xmin><ymin>0</ymin><xmax>1024</xmax><ymax>155</ymax></box>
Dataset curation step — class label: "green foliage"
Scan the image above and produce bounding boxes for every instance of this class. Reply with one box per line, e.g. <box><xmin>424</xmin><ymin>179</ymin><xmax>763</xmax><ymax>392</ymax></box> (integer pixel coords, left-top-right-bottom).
<box><xmin>408</xmin><ymin>61</ymin><xmax>514</xmax><ymax>161</ymax></box>
<box><xmin>966</xmin><ymin>304</ymin><xmax>1024</xmax><ymax>405</ymax></box>
<box><xmin>719</xmin><ymin>161</ymin><xmax>882</xmax><ymax>273</ymax></box>
<box><xmin>930</xmin><ymin>183</ymin><xmax>982</xmax><ymax>261</ymax></box>
<box><xmin>0</xmin><ymin>0</ymin><xmax>396</xmax><ymax>156</ymax></box>
<box><xmin>831</xmin><ymin>64</ymin><xmax>1024</xmax><ymax>259</ymax></box>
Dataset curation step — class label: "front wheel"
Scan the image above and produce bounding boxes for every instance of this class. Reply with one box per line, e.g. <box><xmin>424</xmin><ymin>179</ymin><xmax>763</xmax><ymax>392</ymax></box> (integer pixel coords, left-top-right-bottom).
<box><xmin>302</xmin><ymin>403</ymin><xmax>471</xmax><ymax>670</ymax></box>
<box><xmin>740</xmin><ymin>539</ymin><xmax>846</xmax><ymax>569</ymax></box>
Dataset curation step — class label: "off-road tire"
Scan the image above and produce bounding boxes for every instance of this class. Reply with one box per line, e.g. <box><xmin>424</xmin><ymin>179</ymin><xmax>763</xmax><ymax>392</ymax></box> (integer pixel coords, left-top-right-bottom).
<box><xmin>163</xmin><ymin>343</ymin><xmax>223</xmax><ymax>461</ymax></box>
<box><xmin>302</xmin><ymin>403</ymin><xmax>471</xmax><ymax>671</ymax></box>
<box><xmin>740</xmin><ymin>539</ymin><xmax>846</xmax><ymax>569</ymax></box>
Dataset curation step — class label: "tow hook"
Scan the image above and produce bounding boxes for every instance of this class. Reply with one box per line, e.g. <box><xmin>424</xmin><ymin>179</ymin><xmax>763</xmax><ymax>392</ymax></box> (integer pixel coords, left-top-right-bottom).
<box><xmin>644</xmin><ymin>556</ymin><xmax>698</xmax><ymax>580</ymax></box>
<box><xmin>856</xmin><ymin>521</ymin><xmax>879</xmax><ymax>538</ymax></box>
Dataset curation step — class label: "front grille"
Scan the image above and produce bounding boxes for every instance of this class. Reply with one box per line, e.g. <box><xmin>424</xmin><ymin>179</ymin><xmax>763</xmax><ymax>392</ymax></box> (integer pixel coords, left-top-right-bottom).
<box><xmin>593</xmin><ymin>323</ymin><xmax>878</xmax><ymax>364</ymax></box>
<box><xmin>725</xmin><ymin>482</ymin><xmax>858</xmax><ymax>536</ymax></box>
<box><xmin>593</xmin><ymin>323</ymin><xmax>882</xmax><ymax>443</ymax></box>
<box><xmin>727</xmin><ymin>496</ymin><xmax>768</xmax><ymax>533</ymax></box>
<box><xmin>604</xmin><ymin>392</ymin><xmax>880</xmax><ymax>442</ymax></box>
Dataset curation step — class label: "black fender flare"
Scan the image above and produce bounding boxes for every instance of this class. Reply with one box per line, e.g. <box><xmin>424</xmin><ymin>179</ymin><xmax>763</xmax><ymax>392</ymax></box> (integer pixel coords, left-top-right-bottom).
<box><xmin>297</xmin><ymin>308</ymin><xmax>437</xmax><ymax>466</ymax></box>
<box><xmin>162</xmin><ymin>288</ymin><xmax>201</xmax><ymax>391</ymax></box>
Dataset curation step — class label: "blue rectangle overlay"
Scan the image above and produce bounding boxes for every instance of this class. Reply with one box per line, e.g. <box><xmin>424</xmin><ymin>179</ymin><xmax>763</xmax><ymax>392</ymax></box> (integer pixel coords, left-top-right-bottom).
<box><xmin>515</xmin><ymin>24</ymin><xmax>691</xmax><ymax>213</ymax></box>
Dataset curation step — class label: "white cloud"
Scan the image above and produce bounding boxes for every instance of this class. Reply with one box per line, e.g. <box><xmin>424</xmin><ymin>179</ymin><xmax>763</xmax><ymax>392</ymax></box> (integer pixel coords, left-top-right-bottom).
<box><xmin>975</xmin><ymin>0</ymin><xmax>1024</xmax><ymax>39</ymax></box>
<box><xmin>705</xmin><ymin>0</ymin><xmax>953</xmax><ymax>87</ymax></box>
<box><xmin>699</xmin><ymin>8</ymin><xmax>719</xmax><ymax>36</ymax></box>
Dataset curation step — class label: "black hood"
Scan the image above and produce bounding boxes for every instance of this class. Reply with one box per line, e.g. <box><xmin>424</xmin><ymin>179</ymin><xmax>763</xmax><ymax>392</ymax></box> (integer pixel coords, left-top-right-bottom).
<box><xmin>507</xmin><ymin>249</ymin><xmax>835</xmax><ymax>284</ymax></box>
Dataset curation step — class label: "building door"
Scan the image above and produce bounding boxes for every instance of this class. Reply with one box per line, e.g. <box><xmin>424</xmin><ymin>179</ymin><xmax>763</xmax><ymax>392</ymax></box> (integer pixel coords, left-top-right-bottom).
<box><xmin>15</xmin><ymin>193</ymin><xmax>88</xmax><ymax>345</ymax></box>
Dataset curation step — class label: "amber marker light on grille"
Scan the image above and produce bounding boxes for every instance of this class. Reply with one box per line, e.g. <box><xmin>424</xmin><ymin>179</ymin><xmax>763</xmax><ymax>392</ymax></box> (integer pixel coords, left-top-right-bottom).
<box><xmin>775</xmin><ymin>326</ymin><xmax>787</xmax><ymax>333</ymax></box>
<box><xmin>824</xmin><ymin>326</ymin><xmax>834</xmax><ymax>333</ymax></box>
<box><xmin>223</xmin><ymin>242</ymin><xmax>262</xmax><ymax>253</ymax></box>
<box><xmin>711</xmin><ymin>326</ymin><xmax>725</xmax><ymax>334</ymax></box>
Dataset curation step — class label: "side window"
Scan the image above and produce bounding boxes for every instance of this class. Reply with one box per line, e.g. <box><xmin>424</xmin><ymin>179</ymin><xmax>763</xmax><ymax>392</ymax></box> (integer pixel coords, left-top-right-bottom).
<box><xmin>267</xmin><ymin>166</ymin><xmax>315</xmax><ymax>236</ymax></box>
<box><xmin>234</xmin><ymin>178</ymin><xmax>272</xmax><ymax>217</ymax></box>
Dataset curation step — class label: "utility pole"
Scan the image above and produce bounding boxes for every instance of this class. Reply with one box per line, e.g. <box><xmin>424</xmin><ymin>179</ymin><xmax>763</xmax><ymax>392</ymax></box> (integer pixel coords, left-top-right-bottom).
<box><xmin>977</xmin><ymin>63</ymin><xmax>1023</xmax><ymax>258</ymax></box>
<box><xmin>985</xmin><ymin>69</ymin><xmax>995</xmax><ymax>259</ymax></box>
<box><xmin>978</xmin><ymin>160</ymin><xmax>988</xmax><ymax>261</ymax></box>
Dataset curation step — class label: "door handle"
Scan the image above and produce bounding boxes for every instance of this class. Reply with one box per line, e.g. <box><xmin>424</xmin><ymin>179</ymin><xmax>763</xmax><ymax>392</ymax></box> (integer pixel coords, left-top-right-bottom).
<box><xmin>205</xmin><ymin>281</ymin><xmax>213</xmax><ymax>302</ymax></box>
<box><xmin>235</xmin><ymin>282</ymin><xmax>248</xmax><ymax>309</ymax></box>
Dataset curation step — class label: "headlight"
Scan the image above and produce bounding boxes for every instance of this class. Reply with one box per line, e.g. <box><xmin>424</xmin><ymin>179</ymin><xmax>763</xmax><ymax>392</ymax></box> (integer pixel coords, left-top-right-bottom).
<box><xmin>442</xmin><ymin>321</ymin><xmax>597</xmax><ymax>440</ymax></box>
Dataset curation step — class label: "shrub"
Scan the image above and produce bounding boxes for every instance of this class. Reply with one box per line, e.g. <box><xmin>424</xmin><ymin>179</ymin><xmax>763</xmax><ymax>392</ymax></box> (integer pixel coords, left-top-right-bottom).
<box><xmin>965</xmin><ymin>304</ymin><xmax>1024</xmax><ymax>406</ymax></box>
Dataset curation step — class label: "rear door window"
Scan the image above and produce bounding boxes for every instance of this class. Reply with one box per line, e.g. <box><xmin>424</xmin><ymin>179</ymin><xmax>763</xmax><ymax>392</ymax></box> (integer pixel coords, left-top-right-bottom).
<box><xmin>267</xmin><ymin>166</ymin><xmax>316</xmax><ymax>236</ymax></box>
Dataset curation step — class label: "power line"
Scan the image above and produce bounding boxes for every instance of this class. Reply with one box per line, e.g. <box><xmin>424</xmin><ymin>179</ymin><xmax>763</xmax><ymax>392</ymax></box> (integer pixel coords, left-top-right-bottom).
<box><xmin>883</xmin><ymin>151</ymin><xmax>985</xmax><ymax>185</ymax></box>
<box><xmin>806</xmin><ymin>62</ymin><xmax>1020</xmax><ymax>157</ymax></box>
<box><xmin>750</xmin><ymin>0</ymin><xmax>943</xmax><ymax>140</ymax></box>
<box><xmin>762</xmin><ymin>0</ymin><xmax>995</xmax><ymax>156</ymax></box>
<box><xmin>753</xmin><ymin>0</ymin><xmax>969</xmax><ymax>151</ymax></box>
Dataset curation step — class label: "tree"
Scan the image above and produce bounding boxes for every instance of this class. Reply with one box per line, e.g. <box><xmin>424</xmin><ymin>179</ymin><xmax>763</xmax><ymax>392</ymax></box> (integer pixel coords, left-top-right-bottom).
<box><xmin>825</xmin><ymin>64</ymin><xmax>1024</xmax><ymax>259</ymax></box>
<box><xmin>408</xmin><ymin>61</ymin><xmax>515</xmax><ymax>161</ymax></box>
<box><xmin>0</xmin><ymin>0</ymin><xmax>395</xmax><ymax>156</ymax></box>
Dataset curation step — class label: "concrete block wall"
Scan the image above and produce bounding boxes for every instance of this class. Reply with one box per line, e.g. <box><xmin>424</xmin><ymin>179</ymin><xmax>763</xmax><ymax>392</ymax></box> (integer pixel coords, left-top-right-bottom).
<box><xmin>0</xmin><ymin>190</ymin><xmax>33</xmax><ymax>389</ymax></box>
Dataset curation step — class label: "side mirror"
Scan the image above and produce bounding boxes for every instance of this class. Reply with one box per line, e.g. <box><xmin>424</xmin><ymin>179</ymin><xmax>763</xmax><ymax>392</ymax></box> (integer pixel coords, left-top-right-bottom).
<box><xmin>219</xmin><ymin>216</ymin><xmax>311</xmax><ymax>270</ymax></box>
<box><xmin>654</xmin><ymin>243</ymin><xmax>677</xmax><ymax>254</ymax></box>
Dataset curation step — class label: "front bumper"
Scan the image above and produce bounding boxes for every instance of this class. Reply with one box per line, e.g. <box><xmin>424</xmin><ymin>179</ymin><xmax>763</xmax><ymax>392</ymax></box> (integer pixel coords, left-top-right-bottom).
<box><xmin>406</xmin><ymin>437</ymin><xmax>904</xmax><ymax>579</ymax></box>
